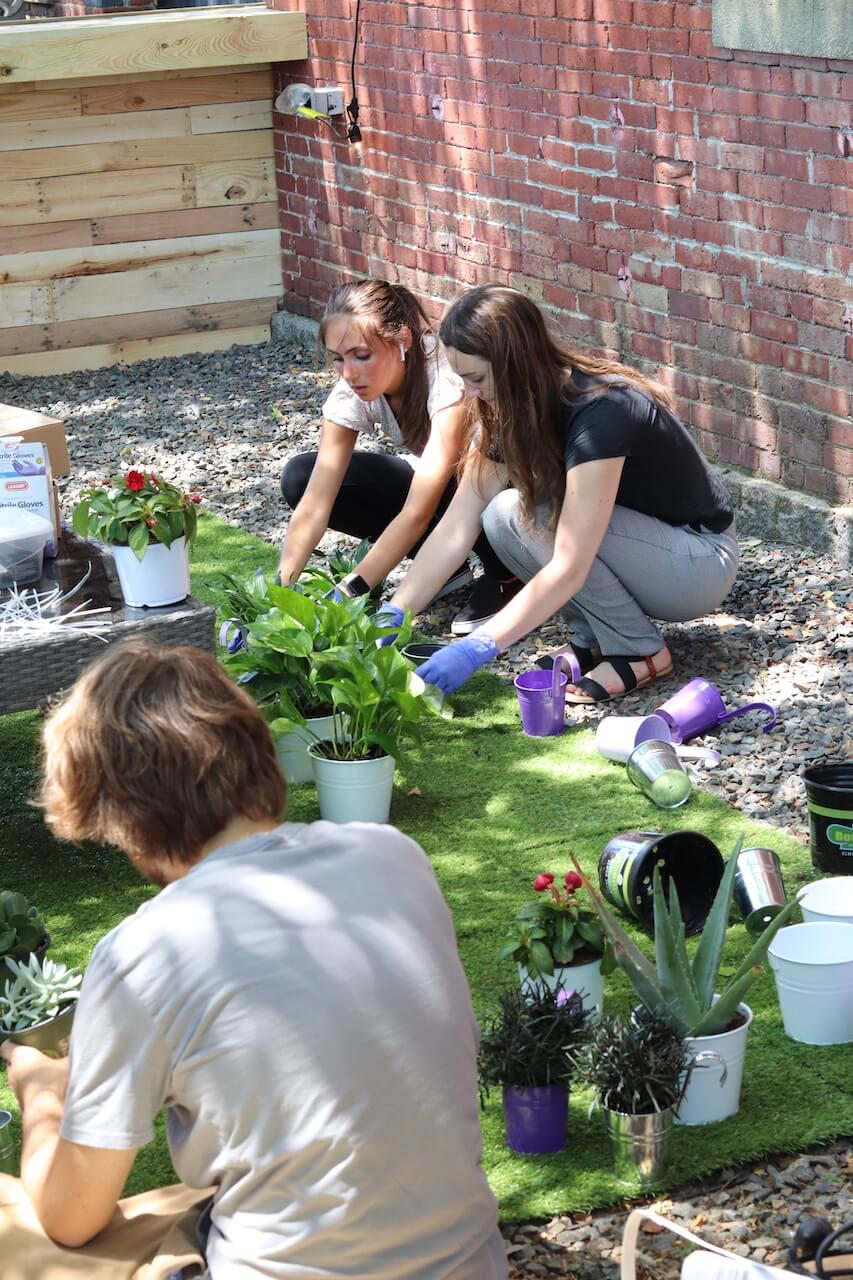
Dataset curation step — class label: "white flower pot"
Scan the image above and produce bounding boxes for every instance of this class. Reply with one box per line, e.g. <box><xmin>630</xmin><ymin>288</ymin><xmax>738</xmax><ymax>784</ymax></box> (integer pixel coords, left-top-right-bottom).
<box><xmin>677</xmin><ymin>1000</ymin><xmax>752</xmax><ymax>1126</ymax></box>
<box><xmin>518</xmin><ymin>957</ymin><xmax>605</xmax><ymax>1020</ymax></box>
<box><xmin>275</xmin><ymin>714</ymin><xmax>337</xmax><ymax>785</ymax></box>
<box><xmin>112</xmin><ymin>537</ymin><xmax>189</xmax><ymax>608</ymax></box>
<box><xmin>308</xmin><ymin>747</ymin><xmax>395</xmax><ymax>824</ymax></box>
<box><xmin>768</xmin><ymin>922</ymin><xmax>853</xmax><ymax>1045</ymax></box>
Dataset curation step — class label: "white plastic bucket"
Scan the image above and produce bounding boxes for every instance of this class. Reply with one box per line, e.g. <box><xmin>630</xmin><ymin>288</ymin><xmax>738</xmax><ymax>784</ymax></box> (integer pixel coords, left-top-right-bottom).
<box><xmin>518</xmin><ymin>957</ymin><xmax>604</xmax><ymax>1020</ymax></box>
<box><xmin>275</xmin><ymin>714</ymin><xmax>337</xmax><ymax>785</ymax></box>
<box><xmin>677</xmin><ymin>1001</ymin><xmax>752</xmax><ymax>1126</ymax></box>
<box><xmin>768</xmin><ymin>922</ymin><xmax>853</xmax><ymax>1044</ymax></box>
<box><xmin>112</xmin><ymin>537</ymin><xmax>189</xmax><ymax>608</ymax></box>
<box><xmin>308</xmin><ymin>748</ymin><xmax>395</xmax><ymax>824</ymax></box>
<box><xmin>797</xmin><ymin>877</ymin><xmax>853</xmax><ymax>925</ymax></box>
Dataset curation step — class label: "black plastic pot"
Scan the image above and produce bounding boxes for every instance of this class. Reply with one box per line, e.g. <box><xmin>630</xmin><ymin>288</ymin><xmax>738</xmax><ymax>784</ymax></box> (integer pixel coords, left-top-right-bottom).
<box><xmin>802</xmin><ymin>762</ymin><xmax>853</xmax><ymax>873</ymax></box>
<box><xmin>598</xmin><ymin>831</ymin><xmax>724</xmax><ymax>935</ymax></box>
<box><xmin>402</xmin><ymin>642</ymin><xmax>444</xmax><ymax>666</ymax></box>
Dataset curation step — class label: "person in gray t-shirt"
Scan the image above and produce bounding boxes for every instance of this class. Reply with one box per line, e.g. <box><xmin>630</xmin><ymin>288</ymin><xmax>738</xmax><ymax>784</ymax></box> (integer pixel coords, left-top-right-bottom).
<box><xmin>0</xmin><ymin>640</ymin><xmax>506</xmax><ymax>1280</ymax></box>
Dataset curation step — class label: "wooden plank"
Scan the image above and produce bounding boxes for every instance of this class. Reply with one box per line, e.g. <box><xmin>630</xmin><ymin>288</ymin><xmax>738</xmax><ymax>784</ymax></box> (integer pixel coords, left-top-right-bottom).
<box><xmin>0</xmin><ymin>106</ymin><xmax>191</xmax><ymax>154</ymax></box>
<box><xmin>51</xmin><ymin>245</ymin><xmax>282</xmax><ymax>322</ymax></box>
<box><xmin>0</xmin><ymin>89</ymin><xmax>81</xmax><ymax>123</ymax></box>
<box><xmin>0</xmin><ymin>166</ymin><xmax>192</xmax><ymax>228</ymax></box>
<box><xmin>0</xmin><ymin>325</ymin><xmax>272</xmax><ymax>376</ymax></box>
<box><xmin>189</xmin><ymin>98</ymin><xmax>272</xmax><ymax>136</ymax></box>
<box><xmin>21</xmin><ymin>63</ymin><xmax>267</xmax><ymax>92</ymax></box>
<box><xmin>0</xmin><ymin>220</ymin><xmax>92</xmax><ymax>253</ymax></box>
<box><xmin>0</xmin><ymin>9</ymin><xmax>307</xmax><ymax>85</ymax></box>
<box><xmin>3</xmin><ymin>129</ymin><xmax>273</xmax><ymax>181</ymax></box>
<box><xmin>0</xmin><ymin>283</ymin><xmax>53</xmax><ymax>329</ymax></box>
<box><xmin>90</xmin><ymin>201</ymin><xmax>277</xmax><ymax>245</ymax></box>
<box><xmin>0</xmin><ymin>298</ymin><xmax>275</xmax><ymax>358</ymax></box>
<box><xmin>80</xmin><ymin>68</ymin><xmax>272</xmax><ymax>115</ymax></box>
<box><xmin>193</xmin><ymin>158</ymin><xmax>275</xmax><ymax>209</ymax></box>
<box><xmin>0</xmin><ymin>227</ymin><xmax>278</xmax><ymax>285</ymax></box>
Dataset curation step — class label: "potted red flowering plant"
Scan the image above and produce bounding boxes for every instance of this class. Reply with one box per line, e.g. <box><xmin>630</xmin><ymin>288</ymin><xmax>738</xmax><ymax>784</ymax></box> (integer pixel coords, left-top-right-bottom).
<box><xmin>72</xmin><ymin>470</ymin><xmax>202</xmax><ymax>608</ymax></box>
<box><xmin>497</xmin><ymin>870</ymin><xmax>616</xmax><ymax>1018</ymax></box>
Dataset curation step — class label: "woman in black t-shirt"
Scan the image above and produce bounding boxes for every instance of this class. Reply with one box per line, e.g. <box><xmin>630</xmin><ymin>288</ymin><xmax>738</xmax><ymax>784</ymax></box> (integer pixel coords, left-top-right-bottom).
<box><xmin>380</xmin><ymin>284</ymin><xmax>738</xmax><ymax>703</ymax></box>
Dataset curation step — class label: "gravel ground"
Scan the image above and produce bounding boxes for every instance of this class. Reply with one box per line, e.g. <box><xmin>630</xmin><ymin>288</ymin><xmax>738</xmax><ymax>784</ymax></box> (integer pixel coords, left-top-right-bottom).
<box><xmin>4</xmin><ymin>338</ymin><xmax>852</xmax><ymax>1277</ymax></box>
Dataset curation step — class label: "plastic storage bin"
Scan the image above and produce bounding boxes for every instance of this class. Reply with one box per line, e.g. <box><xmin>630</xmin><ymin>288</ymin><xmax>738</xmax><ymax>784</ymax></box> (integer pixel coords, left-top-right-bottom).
<box><xmin>0</xmin><ymin>510</ymin><xmax>53</xmax><ymax>588</ymax></box>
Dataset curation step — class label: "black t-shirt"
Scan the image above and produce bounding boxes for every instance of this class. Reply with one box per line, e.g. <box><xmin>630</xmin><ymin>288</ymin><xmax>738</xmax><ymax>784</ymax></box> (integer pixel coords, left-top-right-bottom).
<box><xmin>561</xmin><ymin>374</ymin><xmax>733</xmax><ymax>533</ymax></box>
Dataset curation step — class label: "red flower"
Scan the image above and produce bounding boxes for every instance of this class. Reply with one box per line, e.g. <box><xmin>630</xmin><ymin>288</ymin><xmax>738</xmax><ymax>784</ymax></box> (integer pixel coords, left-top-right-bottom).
<box><xmin>125</xmin><ymin>470</ymin><xmax>145</xmax><ymax>491</ymax></box>
<box><xmin>534</xmin><ymin>873</ymin><xmax>555</xmax><ymax>892</ymax></box>
<box><xmin>564</xmin><ymin>871</ymin><xmax>583</xmax><ymax>893</ymax></box>
<box><xmin>188</xmin><ymin>493</ymin><xmax>202</xmax><ymax>504</ymax></box>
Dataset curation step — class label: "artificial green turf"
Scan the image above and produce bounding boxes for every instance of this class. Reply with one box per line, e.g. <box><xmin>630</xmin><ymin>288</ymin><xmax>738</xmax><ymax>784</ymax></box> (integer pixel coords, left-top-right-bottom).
<box><xmin>2</xmin><ymin>513</ymin><xmax>851</xmax><ymax>1219</ymax></box>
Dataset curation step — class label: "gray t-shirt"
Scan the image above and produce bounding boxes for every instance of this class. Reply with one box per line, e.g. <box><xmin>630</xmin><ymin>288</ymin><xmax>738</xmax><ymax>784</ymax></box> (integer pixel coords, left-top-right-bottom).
<box><xmin>322</xmin><ymin>347</ymin><xmax>464</xmax><ymax>455</ymax></box>
<box><xmin>60</xmin><ymin>823</ymin><xmax>505</xmax><ymax>1280</ymax></box>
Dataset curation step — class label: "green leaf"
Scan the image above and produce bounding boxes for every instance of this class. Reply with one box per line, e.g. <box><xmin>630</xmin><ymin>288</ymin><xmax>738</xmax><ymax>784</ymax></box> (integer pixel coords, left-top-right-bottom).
<box><xmin>71</xmin><ymin>503</ymin><xmax>91</xmax><ymax>538</ymax></box>
<box><xmin>128</xmin><ymin>522</ymin><xmax>150</xmax><ymax>561</ymax></box>
<box><xmin>528</xmin><ymin>941</ymin><xmax>555</xmax><ymax>978</ymax></box>
<box><xmin>653</xmin><ymin>870</ymin><xmax>702</xmax><ymax>1032</ymax></box>
<box><xmin>691</xmin><ymin>835</ymin><xmax>743</xmax><ymax>1008</ymax></box>
<box><xmin>691</xmin><ymin>969</ymin><xmax>757</xmax><ymax>1037</ymax></box>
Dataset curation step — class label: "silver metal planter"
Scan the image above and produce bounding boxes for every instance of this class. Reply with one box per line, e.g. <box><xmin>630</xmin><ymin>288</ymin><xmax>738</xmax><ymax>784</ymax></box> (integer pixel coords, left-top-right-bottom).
<box><xmin>0</xmin><ymin>1110</ymin><xmax>16</xmax><ymax>1176</ymax></box>
<box><xmin>2</xmin><ymin>1001</ymin><xmax>75</xmax><ymax>1059</ymax></box>
<box><xmin>604</xmin><ymin>1105</ymin><xmax>673</xmax><ymax>1186</ymax></box>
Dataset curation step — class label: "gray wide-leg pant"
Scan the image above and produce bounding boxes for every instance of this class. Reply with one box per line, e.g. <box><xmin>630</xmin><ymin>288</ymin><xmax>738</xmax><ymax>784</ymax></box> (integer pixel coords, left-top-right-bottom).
<box><xmin>482</xmin><ymin>490</ymin><xmax>739</xmax><ymax>657</ymax></box>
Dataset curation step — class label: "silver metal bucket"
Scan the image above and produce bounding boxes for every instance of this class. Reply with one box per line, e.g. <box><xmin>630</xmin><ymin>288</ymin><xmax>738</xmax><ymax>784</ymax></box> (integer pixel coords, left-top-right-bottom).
<box><xmin>0</xmin><ymin>1110</ymin><xmax>16</xmax><ymax>1176</ymax></box>
<box><xmin>734</xmin><ymin>846</ymin><xmax>787</xmax><ymax>936</ymax></box>
<box><xmin>604</xmin><ymin>1105</ymin><xmax>673</xmax><ymax>1186</ymax></box>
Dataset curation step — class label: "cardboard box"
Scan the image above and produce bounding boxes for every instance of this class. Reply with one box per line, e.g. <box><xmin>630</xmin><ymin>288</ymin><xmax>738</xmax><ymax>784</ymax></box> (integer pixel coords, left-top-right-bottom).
<box><xmin>0</xmin><ymin>403</ymin><xmax>69</xmax><ymax>477</ymax></box>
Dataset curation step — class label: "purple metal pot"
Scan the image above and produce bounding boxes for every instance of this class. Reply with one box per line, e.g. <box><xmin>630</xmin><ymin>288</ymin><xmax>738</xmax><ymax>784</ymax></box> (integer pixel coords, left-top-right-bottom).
<box><xmin>503</xmin><ymin>1083</ymin><xmax>568</xmax><ymax>1154</ymax></box>
<box><xmin>653</xmin><ymin>678</ymin><xmax>776</xmax><ymax>744</ymax></box>
<box><xmin>514</xmin><ymin>656</ymin><xmax>568</xmax><ymax>737</ymax></box>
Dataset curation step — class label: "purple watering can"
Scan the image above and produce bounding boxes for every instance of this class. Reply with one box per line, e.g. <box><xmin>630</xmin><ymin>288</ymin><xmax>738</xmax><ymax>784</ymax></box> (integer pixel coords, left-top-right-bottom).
<box><xmin>653</xmin><ymin>678</ymin><xmax>777</xmax><ymax>745</ymax></box>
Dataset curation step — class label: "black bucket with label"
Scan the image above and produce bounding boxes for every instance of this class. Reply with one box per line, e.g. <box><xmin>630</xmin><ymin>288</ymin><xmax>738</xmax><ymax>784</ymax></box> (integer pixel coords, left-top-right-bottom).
<box><xmin>598</xmin><ymin>830</ymin><xmax>724</xmax><ymax>935</ymax></box>
<box><xmin>803</xmin><ymin>762</ymin><xmax>853</xmax><ymax>873</ymax></box>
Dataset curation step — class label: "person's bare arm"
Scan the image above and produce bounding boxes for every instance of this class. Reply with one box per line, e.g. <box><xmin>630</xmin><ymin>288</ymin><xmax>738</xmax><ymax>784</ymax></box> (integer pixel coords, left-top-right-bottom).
<box><xmin>351</xmin><ymin>402</ymin><xmax>468</xmax><ymax>589</ymax></box>
<box><xmin>391</xmin><ymin>457</ymin><xmax>508</xmax><ymax>614</ymax></box>
<box><xmin>476</xmin><ymin>457</ymin><xmax>624</xmax><ymax>649</ymax></box>
<box><xmin>0</xmin><ymin>1041</ymin><xmax>137</xmax><ymax>1248</ymax></box>
<box><xmin>278</xmin><ymin>421</ymin><xmax>358</xmax><ymax>584</ymax></box>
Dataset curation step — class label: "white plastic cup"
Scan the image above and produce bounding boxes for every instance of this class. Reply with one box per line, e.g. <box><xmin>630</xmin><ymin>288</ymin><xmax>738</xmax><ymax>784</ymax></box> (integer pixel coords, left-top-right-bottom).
<box><xmin>768</xmin><ymin>922</ymin><xmax>853</xmax><ymax>1045</ymax></box>
<box><xmin>797</xmin><ymin>877</ymin><xmax>853</xmax><ymax>925</ymax></box>
<box><xmin>595</xmin><ymin>714</ymin><xmax>673</xmax><ymax>764</ymax></box>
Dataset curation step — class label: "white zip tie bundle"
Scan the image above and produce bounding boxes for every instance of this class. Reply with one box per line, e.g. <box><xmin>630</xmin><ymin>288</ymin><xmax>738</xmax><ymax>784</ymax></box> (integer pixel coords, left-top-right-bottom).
<box><xmin>0</xmin><ymin>563</ymin><xmax>112</xmax><ymax>644</ymax></box>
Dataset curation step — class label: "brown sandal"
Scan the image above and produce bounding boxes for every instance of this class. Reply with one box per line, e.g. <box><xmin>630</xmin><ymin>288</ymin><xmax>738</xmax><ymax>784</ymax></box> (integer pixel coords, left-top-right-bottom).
<box><xmin>564</xmin><ymin>653</ymin><xmax>674</xmax><ymax>706</ymax></box>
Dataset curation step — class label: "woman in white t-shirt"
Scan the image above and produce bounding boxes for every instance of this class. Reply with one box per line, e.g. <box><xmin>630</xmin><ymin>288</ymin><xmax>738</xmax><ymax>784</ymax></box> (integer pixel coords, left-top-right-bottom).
<box><xmin>279</xmin><ymin>279</ymin><xmax>517</xmax><ymax>626</ymax></box>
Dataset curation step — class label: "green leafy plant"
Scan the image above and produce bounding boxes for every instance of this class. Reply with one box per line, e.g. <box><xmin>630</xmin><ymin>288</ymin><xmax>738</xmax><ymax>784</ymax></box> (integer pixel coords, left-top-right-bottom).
<box><xmin>0</xmin><ymin>954</ymin><xmax>81</xmax><ymax>1032</ymax></box>
<box><xmin>0</xmin><ymin>891</ymin><xmax>46</xmax><ymax>965</ymax></box>
<box><xmin>496</xmin><ymin>871</ymin><xmax>616</xmax><ymax>979</ymax></box>
<box><xmin>570</xmin><ymin>1010</ymin><xmax>691</xmax><ymax>1115</ymax></box>
<box><xmin>478</xmin><ymin>983</ymin><xmax>589</xmax><ymax>1098</ymax></box>
<box><xmin>72</xmin><ymin>469</ymin><xmax>201</xmax><ymax>562</ymax></box>
<box><xmin>572</xmin><ymin>839</ymin><xmax>799</xmax><ymax>1038</ymax></box>
<box><xmin>313</xmin><ymin>537</ymin><xmax>386</xmax><ymax>600</ymax></box>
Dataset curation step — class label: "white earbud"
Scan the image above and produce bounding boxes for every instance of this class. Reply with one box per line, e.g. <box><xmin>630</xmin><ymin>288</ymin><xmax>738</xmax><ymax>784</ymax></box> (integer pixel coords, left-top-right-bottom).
<box><xmin>399</xmin><ymin>343</ymin><xmax>406</xmax><ymax>361</ymax></box>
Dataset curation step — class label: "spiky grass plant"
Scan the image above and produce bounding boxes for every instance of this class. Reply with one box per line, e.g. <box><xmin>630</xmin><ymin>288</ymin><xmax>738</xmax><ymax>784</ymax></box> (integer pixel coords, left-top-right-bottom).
<box><xmin>478</xmin><ymin>983</ymin><xmax>589</xmax><ymax>1099</ymax></box>
<box><xmin>571</xmin><ymin>1011</ymin><xmax>691</xmax><ymax>1115</ymax></box>
<box><xmin>572</xmin><ymin>838</ymin><xmax>799</xmax><ymax>1037</ymax></box>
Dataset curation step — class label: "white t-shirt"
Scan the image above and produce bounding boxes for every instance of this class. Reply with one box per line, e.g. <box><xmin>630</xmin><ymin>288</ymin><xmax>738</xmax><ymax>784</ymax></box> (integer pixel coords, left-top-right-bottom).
<box><xmin>60</xmin><ymin>823</ymin><xmax>506</xmax><ymax>1280</ymax></box>
<box><xmin>322</xmin><ymin>346</ymin><xmax>464</xmax><ymax>455</ymax></box>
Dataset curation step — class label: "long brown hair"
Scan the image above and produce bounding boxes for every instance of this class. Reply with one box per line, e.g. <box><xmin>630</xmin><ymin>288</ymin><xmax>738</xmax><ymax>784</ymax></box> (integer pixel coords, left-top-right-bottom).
<box><xmin>40</xmin><ymin>640</ymin><xmax>286</xmax><ymax>868</ymax></box>
<box><xmin>320</xmin><ymin>279</ymin><xmax>433</xmax><ymax>454</ymax></box>
<box><xmin>439</xmin><ymin>284</ymin><xmax>676</xmax><ymax>525</ymax></box>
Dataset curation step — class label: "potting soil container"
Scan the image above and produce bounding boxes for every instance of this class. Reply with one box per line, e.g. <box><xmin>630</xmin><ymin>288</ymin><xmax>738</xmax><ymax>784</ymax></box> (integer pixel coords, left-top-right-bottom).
<box><xmin>598</xmin><ymin>831</ymin><xmax>724</xmax><ymax>935</ymax></box>
<box><xmin>503</xmin><ymin>1084</ymin><xmax>568</xmax><ymax>1155</ymax></box>
<box><xmin>802</xmin><ymin>763</ymin><xmax>853</xmax><ymax>873</ymax></box>
<box><xmin>768</xmin><ymin>922</ymin><xmax>853</xmax><ymax>1045</ymax></box>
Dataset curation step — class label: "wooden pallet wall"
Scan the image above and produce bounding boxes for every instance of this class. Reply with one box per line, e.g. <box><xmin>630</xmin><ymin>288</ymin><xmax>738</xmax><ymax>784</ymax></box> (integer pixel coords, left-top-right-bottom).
<box><xmin>0</xmin><ymin>65</ymin><xmax>281</xmax><ymax>374</ymax></box>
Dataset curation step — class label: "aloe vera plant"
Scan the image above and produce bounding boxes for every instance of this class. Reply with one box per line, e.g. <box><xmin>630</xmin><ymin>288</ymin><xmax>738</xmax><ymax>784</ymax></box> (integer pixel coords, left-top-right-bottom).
<box><xmin>572</xmin><ymin>839</ymin><xmax>799</xmax><ymax>1038</ymax></box>
<box><xmin>0</xmin><ymin>954</ymin><xmax>82</xmax><ymax>1032</ymax></box>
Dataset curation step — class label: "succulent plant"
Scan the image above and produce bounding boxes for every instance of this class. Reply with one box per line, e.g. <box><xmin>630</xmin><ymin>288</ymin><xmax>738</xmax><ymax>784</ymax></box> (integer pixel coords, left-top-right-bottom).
<box><xmin>478</xmin><ymin>982</ymin><xmax>590</xmax><ymax>1096</ymax></box>
<box><xmin>0</xmin><ymin>891</ymin><xmax>46</xmax><ymax>963</ymax></box>
<box><xmin>0</xmin><ymin>954</ymin><xmax>82</xmax><ymax>1032</ymax></box>
<box><xmin>572</xmin><ymin>838</ymin><xmax>799</xmax><ymax>1038</ymax></box>
<box><xmin>570</xmin><ymin>1010</ymin><xmax>691</xmax><ymax>1116</ymax></box>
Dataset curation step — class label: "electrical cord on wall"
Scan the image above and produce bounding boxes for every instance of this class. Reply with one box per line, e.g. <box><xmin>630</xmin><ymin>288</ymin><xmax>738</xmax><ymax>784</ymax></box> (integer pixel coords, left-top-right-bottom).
<box><xmin>347</xmin><ymin>0</ymin><xmax>363</xmax><ymax>144</ymax></box>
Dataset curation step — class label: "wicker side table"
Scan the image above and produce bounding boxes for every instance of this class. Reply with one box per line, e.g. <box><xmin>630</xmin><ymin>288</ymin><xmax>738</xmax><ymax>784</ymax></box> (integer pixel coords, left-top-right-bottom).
<box><xmin>0</xmin><ymin>529</ymin><xmax>215</xmax><ymax>716</ymax></box>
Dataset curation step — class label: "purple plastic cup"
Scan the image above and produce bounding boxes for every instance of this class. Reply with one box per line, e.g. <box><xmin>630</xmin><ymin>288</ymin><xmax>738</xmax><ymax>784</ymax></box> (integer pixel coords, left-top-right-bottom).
<box><xmin>503</xmin><ymin>1084</ymin><xmax>568</xmax><ymax>1154</ymax></box>
<box><xmin>514</xmin><ymin>660</ymin><xmax>568</xmax><ymax>737</ymax></box>
<box><xmin>653</xmin><ymin>678</ymin><xmax>777</xmax><ymax>745</ymax></box>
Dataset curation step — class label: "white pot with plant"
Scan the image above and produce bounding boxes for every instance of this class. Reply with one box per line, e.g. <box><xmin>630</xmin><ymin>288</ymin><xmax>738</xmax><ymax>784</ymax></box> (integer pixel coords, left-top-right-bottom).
<box><xmin>72</xmin><ymin>469</ymin><xmax>201</xmax><ymax>608</ymax></box>
<box><xmin>0</xmin><ymin>954</ymin><xmax>82</xmax><ymax>1059</ymax></box>
<box><xmin>301</xmin><ymin>604</ymin><xmax>451</xmax><ymax>823</ymax></box>
<box><xmin>497</xmin><ymin>870</ymin><xmax>615</xmax><ymax>1020</ymax></box>
<box><xmin>573</xmin><ymin>838</ymin><xmax>798</xmax><ymax>1126</ymax></box>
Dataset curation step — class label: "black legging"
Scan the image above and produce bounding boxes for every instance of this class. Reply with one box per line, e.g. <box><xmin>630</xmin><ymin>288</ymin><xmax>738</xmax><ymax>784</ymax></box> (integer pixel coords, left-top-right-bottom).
<box><xmin>281</xmin><ymin>450</ymin><xmax>509</xmax><ymax>578</ymax></box>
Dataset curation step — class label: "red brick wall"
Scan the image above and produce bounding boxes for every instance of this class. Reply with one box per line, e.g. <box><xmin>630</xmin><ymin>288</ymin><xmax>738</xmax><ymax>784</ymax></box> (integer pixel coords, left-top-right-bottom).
<box><xmin>268</xmin><ymin>0</ymin><xmax>852</xmax><ymax>503</ymax></box>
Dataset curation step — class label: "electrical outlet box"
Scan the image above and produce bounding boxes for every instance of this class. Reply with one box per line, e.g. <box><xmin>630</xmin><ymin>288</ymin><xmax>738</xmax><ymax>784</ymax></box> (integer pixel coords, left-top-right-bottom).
<box><xmin>310</xmin><ymin>87</ymin><xmax>344</xmax><ymax>117</ymax></box>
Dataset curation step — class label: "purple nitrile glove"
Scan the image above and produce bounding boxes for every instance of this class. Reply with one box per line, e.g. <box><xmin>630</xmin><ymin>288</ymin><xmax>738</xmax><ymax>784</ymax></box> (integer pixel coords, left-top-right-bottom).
<box><xmin>418</xmin><ymin>630</ymin><xmax>499</xmax><ymax>694</ymax></box>
<box><xmin>219</xmin><ymin>619</ymin><xmax>247</xmax><ymax>654</ymax></box>
<box><xmin>322</xmin><ymin>585</ymin><xmax>344</xmax><ymax>602</ymax></box>
<box><xmin>375</xmin><ymin>602</ymin><xmax>405</xmax><ymax>647</ymax></box>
